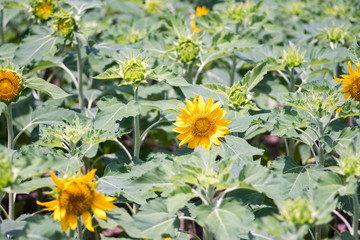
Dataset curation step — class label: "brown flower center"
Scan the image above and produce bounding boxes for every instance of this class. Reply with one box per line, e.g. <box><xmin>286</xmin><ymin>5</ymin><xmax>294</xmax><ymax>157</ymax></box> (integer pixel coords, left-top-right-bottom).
<box><xmin>59</xmin><ymin>181</ymin><xmax>93</xmax><ymax>215</ymax></box>
<box><xmin>193</xmin><ymin>117</ymin><xmax>213</xmax><ymax>136</ymax></box>
<box><xmin>350</xmin><ymin>76</ymin><xmax>360</xmax><ymax>101</ymax></box>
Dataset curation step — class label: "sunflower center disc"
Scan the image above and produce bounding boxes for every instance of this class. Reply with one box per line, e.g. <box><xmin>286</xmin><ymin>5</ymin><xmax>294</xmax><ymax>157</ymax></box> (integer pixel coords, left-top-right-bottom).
<box><xmin>350</xmin><ymin>76</ymin><xmax>360</xmax><ymax>101</ymax></box>
<box><xmin>0</xmin><ymin>78</ymin><xmax>13</xmax><ymax>94</ymax></box>
<box><xmin>59</xmin><ymin>181</ymin><xmax>93</xmax><ymax>215</ymax></box>
<box><xmin>195</xmin><ymin>118</ymin><xmax>211</xmax><ymax>134</ymax></box>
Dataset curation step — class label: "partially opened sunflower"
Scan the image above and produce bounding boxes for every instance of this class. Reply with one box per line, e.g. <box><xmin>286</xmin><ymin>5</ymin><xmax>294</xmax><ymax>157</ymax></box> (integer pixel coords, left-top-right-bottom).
<box><xmin>37</xmin><ymin>169</ymin><xmax>116</xmax><ymax>232</ymax></box>
<box><xmin>173</xmin><ymin>95</ymin><xmax>231</xmax><ymax>150</ymax></box>
<box><xmin>334</xmin><ymin>61</ymin><xmax>360</xmax><ymax>101</ymax></box>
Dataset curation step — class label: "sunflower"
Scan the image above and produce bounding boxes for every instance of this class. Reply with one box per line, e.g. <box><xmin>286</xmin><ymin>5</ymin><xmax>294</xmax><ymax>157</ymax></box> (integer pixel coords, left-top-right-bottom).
<box><xmin>0</xmin><ymin>69</ymin><xmax>22</xmax><ymax>102</ymax></box>
<box><xmin>334</xmin><ymin>61</ymin><xmax>360</xmax><ymax>101</ymax></box>
<box><xmin>173</xmin><ymin>96</ymin><xmax>231</xmax><ymax>150</ymax></box>
<box><xmin>32</xmin><ymin>0</ymin><xmax>55</xmax><ymax>20</ymax></box>
<box><xmin>190</xmin><ymin>6</ymin><xmax>210</xmax><ymax>33</ymax></box>
<box><xmin>37</xmin><ymin>169</ymin><xmax>116</xmax><ymax>232</ymax></box>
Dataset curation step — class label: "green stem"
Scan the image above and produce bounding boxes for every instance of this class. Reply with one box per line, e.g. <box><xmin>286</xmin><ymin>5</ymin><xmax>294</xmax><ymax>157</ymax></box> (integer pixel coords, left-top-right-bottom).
<box><xmin>77</xmin><ymin>216</ymin><xmax>82</xmax><ymax>240</ymax></box>
<box><xmin>318</xmin><ymin>119</ymin><xmax>325</xmax><ymax>166</ymax></box>
<box><xmin>5</xmin><ymin>103</ymin><xmax>14</xmax><ymax>220</ymax></box>
<box><xmin>287</xmin><ymin>68</ymin><xmax>296</xmax><ymax>159</ymax></box>
<box><xmin>0</xmin><ymin>9</ymin><xmax>4</xmax><ymax>44</ymax></box>
<box><xmin>187</xmin><ymin>62</ymin><xmax>194</xmax><ymax>84</ymax></box>
<box><xmin>76</xmin><ymin>37</ymin><xmax>84</xmax><ymax>110</ymax></box>
<box><xmin>133</xmin><ymin>86</ymin><xmax>141</xmax><ymax>158</ymax></box>
<box><xmin>353</xmin><ymin>184</ymin><xmax>359</xmax><ymax>239</ymax></box>
<box><xmin>229</xmin><ymin>23</ymin><xmax>240</xmax><ymax>87</ymax></box>
<box><xmin>203</xmin><ymin>227</ymin><xmax>213</xmax><ymax>240</ymax></box>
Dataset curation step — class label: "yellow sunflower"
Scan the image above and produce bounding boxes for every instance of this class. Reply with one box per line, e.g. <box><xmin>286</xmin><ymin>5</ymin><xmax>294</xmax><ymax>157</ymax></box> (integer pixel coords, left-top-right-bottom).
<box><xmin>37</xmin><ymin>169</ymin><xmax>116</xmax><ymax>232</ymax></box>
<box><xmin>190</xmin><ymin>6</ymin><xmax>210</xmax><ymax>33</ymax></box>
<box><xmin>32</xmin><ymin>0</ymin><xmax>55</xmax><ymax>20</ymax></box>
<box><xmin>173</xmin><ymin>95</ymin><xmax>231</xmax><ymax>150</ymax></box>
<box><xmin>334</xmin><ymin>61</ymin><xmax>360</xmax><ymax>101</ymax></box>
<box><xmin>0</xmin><ymin>69</ymin><xmax>22</xmax><ymax>102</ymax></box>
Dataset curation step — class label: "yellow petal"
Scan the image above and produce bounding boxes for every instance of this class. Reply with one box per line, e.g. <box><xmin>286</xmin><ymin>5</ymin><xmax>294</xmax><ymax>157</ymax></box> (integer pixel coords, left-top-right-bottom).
<box><xmin>92</xmin><ymin>192</ymin><xmax>116</xmax><ymax>210</ymax></box>
<box><xmin>348</xmin><ymin>61</ymin><xmax>356</xmax><ymax>76</ymax></box>
<box><xmin>82</xmin><ymin>211</ymin><xmax>94</xmax><ymax>232</ymax></box>
<box><xmin>37</xmin><ymin>200</ymin><xmax>58</xmax><ymax>209</ymax></box>
<box><xmin>200</xmin><ymin>136</ymin><xmax>211</xmax><ymax>150</ymax></box>
<box><xmin>50</xmin><ymin>171</ymin><xmax>65</xmax><ymax>188</ymax></box>
<box><xmin>80</xmin><ymin>169</ymin><xmax>97</xmax><ymax>185</ymax></box>
<box><xmin>197</xmin><ymin>96</ymin><xmax>206</xmax><ymax>112</ymax></box>
<box><xmin>92</xmin><ymin>206</ymin><xmax>107</xmax><ymax>220</ymax></box>
<box><xmin>61</xmin><ymin>214</ymin><xmax>70</xmax><ymax>232</ymax></box>
<box><xmin>68</xmin><ymin>214</ymin><xmax>78</xmax><ymax>230</ymax></box>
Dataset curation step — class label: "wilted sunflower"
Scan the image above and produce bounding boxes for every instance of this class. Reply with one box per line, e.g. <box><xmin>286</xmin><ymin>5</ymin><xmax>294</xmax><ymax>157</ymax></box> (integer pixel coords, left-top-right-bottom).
<box><xmin>173</xmin><ymin>96</ymin><xmax>231</xmax><ymax>150</ymax></box>
<box><xmin>334</xmin><ymin>61</ymin><xmax>360</xmax><ymax>101</ymax></box>
<box><xmin>37</xmin><ymin>169</ymin><xmax>116</xmax><ymax>232</ymax></box>
<box><xmin>0</xmin><ymin>68</ymin><xmax>23</xmax><ymax>103</ymax></box>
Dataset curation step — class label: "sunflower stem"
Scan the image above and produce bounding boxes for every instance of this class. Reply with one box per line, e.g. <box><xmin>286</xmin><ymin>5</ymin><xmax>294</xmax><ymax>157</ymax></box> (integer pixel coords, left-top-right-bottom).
<box><xmin>77</xmin><ymin>216</ymin><xmax>83</xmax><ymax>240</ymax></box>
<box><xmin>5</xmin><ymin>103</ymin><xmax>14</xmax><ymax>220</ymax></box>
<box><xmin>0</xmin><ymin>8</ymin><xmax>4</xmax><ymax>44</ymax></box>
<box><xmin>133</xmin><ymin>86</ymin><xmax>141</xmax><ymax>159</ymax></box>
<box><xmin>287</xmin><ymin>68</ymin><xmax>296</xmax><ymax>159</ymax></box>
<box><xmin>353</xmin><ymin>182</ymin><xmax>359</xmax><ymax>239</ymax></box>
<box><xmin>187</xmin><ymin>62</ymin><xmax>194</xmax><ymax>84</ymax></box>
<box><xmin>76</xmin><ymin>37</ymin><xmax>84</xmax><ymax>110</ymax></box>
<box><xmin>229</xmin><ymin>23</ymin><xmax>240</xmax><ymax>87</ymax></box>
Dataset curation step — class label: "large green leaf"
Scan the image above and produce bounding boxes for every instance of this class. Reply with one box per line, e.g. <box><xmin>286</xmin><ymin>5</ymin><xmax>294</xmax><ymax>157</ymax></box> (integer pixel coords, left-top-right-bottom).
<box><xmin>94</xmin><ymin>96</ymin><xmax>140</xmax><ymax>132</ymax></box>
<box><xmin>194</xmin><ymin>198</ymin><xmax>253</xmax><ymax>240</ymax></box>
<box><xmin>24</xmin><ymin>77</ymin><xmax>70</xmax><ymax>99</ymax></box>
<box><xmin>14</xmin><ymin>27</ymin><xmax>58</xmax><ymax>65</ymax></box>
<box><xmin>242</xmin><ymin>62</ymin><xmax>268</xmax><ymax>91</ymax></box>
<box><xmin>151</xmin><ymin>65</ymin><xmax>189</xmax><ymax>86</ymax></box>
<box><xmin>349</xmin><ymin>38</ymin><xmax>360</xmax><ymax>65</ymax></box>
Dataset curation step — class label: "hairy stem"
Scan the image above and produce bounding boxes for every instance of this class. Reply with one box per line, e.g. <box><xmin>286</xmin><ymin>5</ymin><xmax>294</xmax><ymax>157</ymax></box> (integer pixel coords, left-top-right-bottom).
<box><xmin>5</xmin><ymin>103</ymin><xmax>14</xmax><ymax>220</ymax></box>
<box><xmin>133</xmin><ymin>86</ymin><xmax>141</xmax><ymax>158</ymax></box>
<box><xmin>76</xmin><ymin>37</ymin><xmax>84</xmax><ymax>110</ymax></box>
<box><xmin>353</xmin><ymin>184</ymin><xmax>359</xmax><ymax>239</ymax></box>
<box><xmin>229</xmin><ymin>23</ymin><xmax>240</xmax><ymax>86</ymax></box>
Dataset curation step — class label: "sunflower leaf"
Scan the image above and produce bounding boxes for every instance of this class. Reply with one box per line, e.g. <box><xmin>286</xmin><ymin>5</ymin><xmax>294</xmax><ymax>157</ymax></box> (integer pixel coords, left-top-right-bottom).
<box><xmin>24</xmin><ymin>77</ymin><xmax>70</xmax><ymax>99</ymax></box>
<box><xmin>349</xmin><ymin>38</ymin><xmax>360</xmax><ymax>65</ymax></box>
<box><xmin>242</xmin><ymin>62</ymin><xmax>268</xmax><ymax>91</ymax></box>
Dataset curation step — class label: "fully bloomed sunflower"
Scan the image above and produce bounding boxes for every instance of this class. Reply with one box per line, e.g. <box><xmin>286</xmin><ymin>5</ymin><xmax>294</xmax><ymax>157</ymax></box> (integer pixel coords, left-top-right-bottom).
<box><xmin>334</xmin><ymin>61</ymin><xmax>360</xmax><ymax>101</ymax></box>
<box><xmin>190</xmin><ymin>6</ymin><xmax>210</xmax><ymax>33</ymax></box>
<box><xmin>173</xmin><ymin>96</ymin><xmax>231</xmax><ymax>150</ymax></box>
<box><xmin>0</xmin><ymin>67</ymin><xmax>23</xmax><ymax>103</ymax></box>
<box><xmin>37</xmin><ymin>169</ymin><xmax>116</xmax><ymax>232</ymax></box>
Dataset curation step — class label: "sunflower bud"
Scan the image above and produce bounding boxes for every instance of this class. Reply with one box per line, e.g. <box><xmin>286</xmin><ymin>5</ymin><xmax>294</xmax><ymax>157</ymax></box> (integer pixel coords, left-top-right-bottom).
<box><xmin>278</xmin><ymin>197</ymin><xmax>316</xmax><ymax>225</ymax></box>
<box><xmin>226</xmin><ymin>83</ymin><xmax>258</xmax><ymax>110</ymax></box>
<box><xmin>53</xmin><ymin>10</ymin><xmax>77</xmax><ymax>37</ymax></box>
<box><xmin>176</xmin><ymin>37</ymin><xmax>200</xmax><ymax>63</ymax></box>
<box><xmin>281</xmin><ymin>42</ymin><xmax>305</xmax><ymax>69</ymax></box>
<box><xmin>0</xmin><ymin>148</ymin><xmax>12</xmax><ymax>191</ymax></box>
<box><xmin>198</xmin><ymin>168</ymin><xmax>219</xmax><ymax>188</ymax></box>
<box><xmin>31</xmin><ymin>0</ymin><xmax>55</xmax><ymax>21</ymax></box>
<box><xmin>0</xmin><ymin>64</ymin><xmax>24</xmax><ymax>103</ymax></box>
<box><xmin>337</xmin><ymin>155</ymin><xmax>360</xmax><ymax>177</ymax></box>
<box><xmin>144</xmin><ymin>0</ymin><xmax>164</xmax><ymax>14</ymax></box>
<box><xmin>324</xmin><ymin>26</ymin><xmax>347</xmax><ymax>45</ymax></box>
<box><xmin>227</xmin><ymin>1</ymin><xmax>255</xmax><ymax>24</ymax></box>
<box><xmin>119</xmin><ymin>55</ymin><xmax>149</xmax><ymax>85</ymax></box>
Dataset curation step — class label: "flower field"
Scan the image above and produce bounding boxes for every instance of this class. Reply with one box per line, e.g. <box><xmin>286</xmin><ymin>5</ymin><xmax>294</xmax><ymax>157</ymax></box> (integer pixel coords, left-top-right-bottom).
<box><xmin>1</xmin><ymin>0</ymin><xmax>360</xmax><ymax>239</ymax></box>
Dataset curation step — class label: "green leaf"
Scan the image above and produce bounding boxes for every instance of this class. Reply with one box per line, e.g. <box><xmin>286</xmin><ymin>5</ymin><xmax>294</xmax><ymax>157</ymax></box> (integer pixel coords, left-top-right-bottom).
<box><xmin>151</xmin><ymin>65</ymin><xmax>189</xmax><ymax>86</ymax></box>
<box><xmin>194</xmin><ymin>198</ymin><xmax>253</xmax><ymax>240</ymax></box>
<box><xmin>0</xmin><ymin>43</ymin><xmax>18</xmax><ymax>61</ymax></box>
<box><xmin>93</xmin><ymin>68</ymin><xmax>122</xmax><ymax>79</ymax></box>
<box><xmin>203</xmin><ymin>84</ymin><xmax>227</xmax><ymax>95</ymax></box>
<box><xmin>94</xmin><ymin>96</ymin><xmax>140</xmax><ymax>132</ymax></box>
<box><xmin>349</xmin><ymin>38</ymin><xmax>360</xmax><ymax>65</ymax></box>
<box><xmin>242</xmin><ymin>62</ymin><xmax>267</xmax><ymax>91</ymax></box>
<box><xmin>24</xmin><ymin>77</ymin><xmax>70</xmax><ymax>99</ymax></box>
<box><xmin>14</xmin><ymin>27</ymin><xmax>58</xmax><ymax>65</ymax></box>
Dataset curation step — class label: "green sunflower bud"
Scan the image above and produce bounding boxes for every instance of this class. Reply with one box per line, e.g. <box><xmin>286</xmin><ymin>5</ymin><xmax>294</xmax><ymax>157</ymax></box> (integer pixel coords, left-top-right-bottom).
<box><xmin>281</xmin><ymin>42</ymin><xmax>305</xmax><ymax>69</ymax></box>
<box><xmin>176</xmin><ymin>37</ymin><xmax>200</xmax><ymax>63</ymax></box>
<box><xmin>144</xmin><ymin>0</ymin><xmax>165</xmax><ymax>14</ymax></box>
<box><xmin>52</xmin><ymin>10</ymin><xmax>77</xmax><ymax>37</ymax></box>
<box><xmin>119</xmin><ymin>55</ymin><xmax>149</xmax><ymax>85</ymax></box>
<box><xmin>227</xmin><ymin>1</ymin><xmax>255</xmax><ymax>23</ymax></box>
<box><xmin>226</xmin><ymin>82</ymin><xmax>258</xmax><ymax>110</ymax></box>
<box><xmin>278</xmin><ymin>197</ymin><xmax>315</xmax><ymax>225</ymax></box>
<box><xmin>324</xmin><ymin>26</ymin><xmax>347</xmax><ymax>44</ymax></box>
<box><xmin>337</xmin><ymin>155</ymin><xmax>360</xmax><ymax>177</ymax></box>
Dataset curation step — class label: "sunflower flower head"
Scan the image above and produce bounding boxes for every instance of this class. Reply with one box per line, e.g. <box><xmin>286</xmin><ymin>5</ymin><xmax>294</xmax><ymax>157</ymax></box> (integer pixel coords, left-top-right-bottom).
<box><xmin>173</xmin><ymin>95</ymin><xmax>231</xmax><ymax>150</ymax></box>
<box><xmin>37</xmin><ymin>169</ymin><xmax>116</xmax><ymax>232</ymax></box>
<box><xmin>281</xmin><ymin>42</ymin><xmax>305</xmax><ymax>69</ymax></box>
<box><xmin>226</xmin><ymin>82</ymin><xmax>258</xmax><ymax>110</ymax></box>
<box><xmin>176</xmin><ymin>37</ymin><xmax>200</xmax><ymax>63</ymax></box>
<box><xmin>190</xmin><ymin>6</ymin><xmax>209</xmax><ymax>33</ymax></box>
<box><xmin>324</xmin><ymin>25</ymin><xmax>348</xmax><ymax>45</ymax></box>
<box><xmin>118</xmin><ymin>55</ymin><xmax>149</xmax><ymax>86</ymax></box>
<box><xmin>31</xmin><ymin>0</ymin><xmax>55</xmax><ymax>21</ymax></box>
<box><xmin>0</xmin><ymin>63</ymin><xmax>24</xmax><ymax>103</ymax></box>
<box><xmin>334</xmin><ymin>61</ymin><xmax>360</xmax><ymax>101</ymax></box>
<box><xmin>277</xmin><ymin>197</ymin><xmax>316</xmax><ymax>225</ymax></box>
<box><xmin>52</xmin><ymin>10</ymin><xmax>77</xmax><ymax>38</ymax></box>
